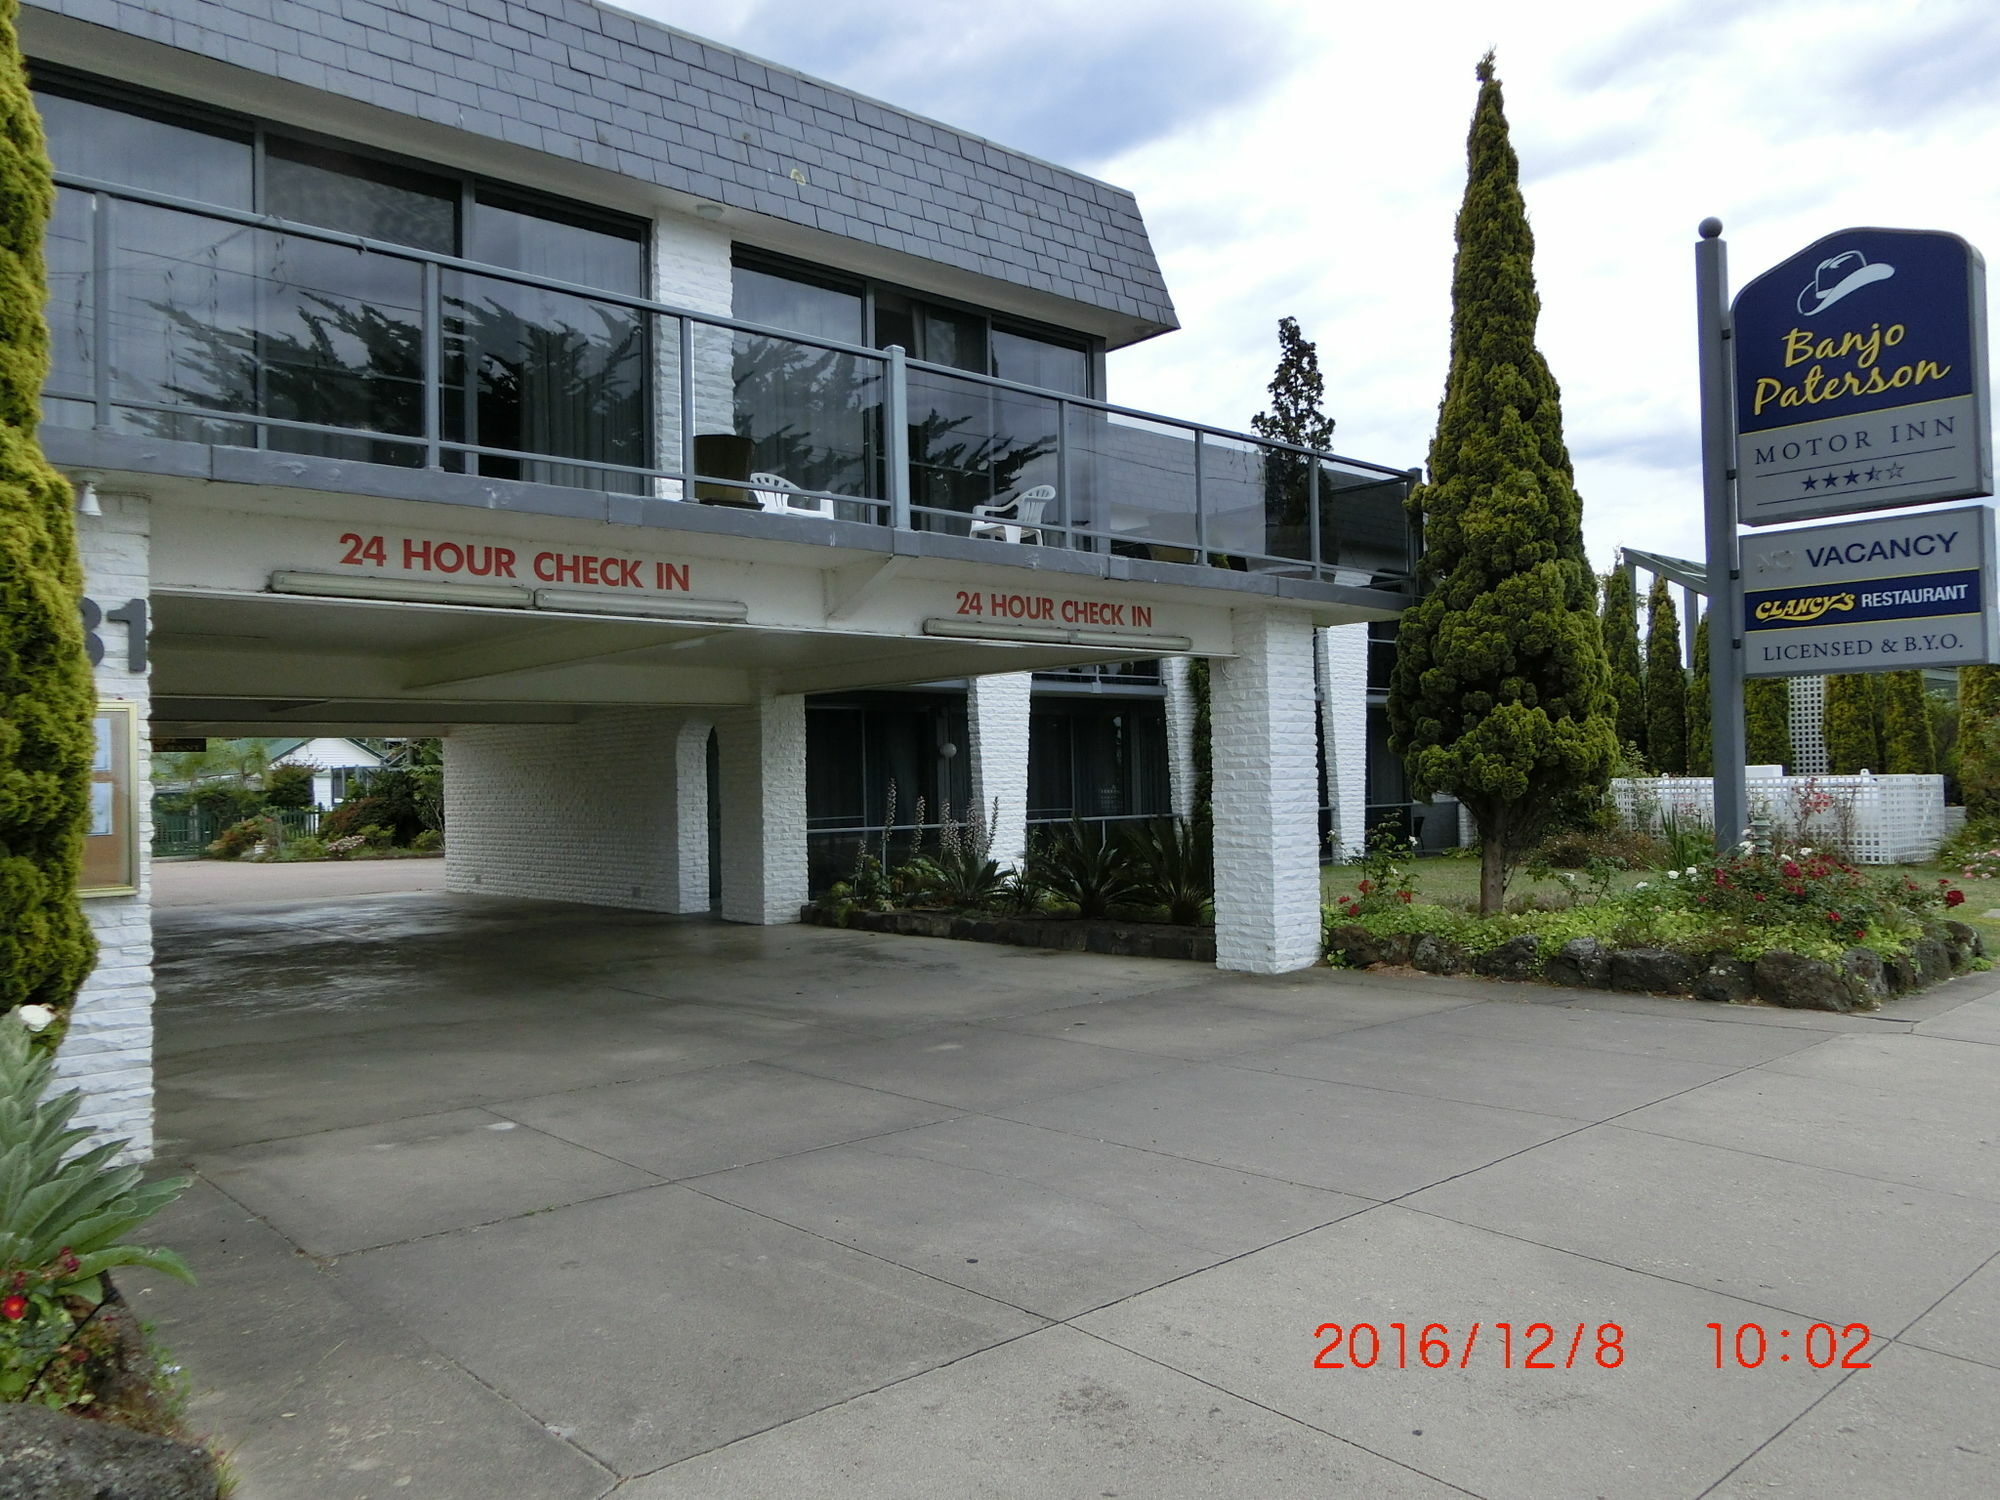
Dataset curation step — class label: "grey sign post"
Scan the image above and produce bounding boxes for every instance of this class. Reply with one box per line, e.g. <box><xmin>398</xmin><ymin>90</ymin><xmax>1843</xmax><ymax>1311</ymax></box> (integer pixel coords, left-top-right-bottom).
<box><xmin>1696</xmin><ymin>219</ymin><xmax>1748</xmax><ymax>851</ymax></box>
<box><xmin>1740</xmin><ymin>505</ymin><xmax>1997</xmax><ymax>675</ymax></box>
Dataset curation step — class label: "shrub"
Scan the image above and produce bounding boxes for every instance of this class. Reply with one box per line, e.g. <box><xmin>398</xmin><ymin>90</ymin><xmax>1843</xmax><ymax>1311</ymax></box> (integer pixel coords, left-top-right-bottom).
<box><xmin>282</xmin><ymin>836</ymin><xmax>326</xmax><ymax>861</ymax></box>
<box><xmin>1122</xmin><ymin>818</ymin><xmax>1211</xmax><ymax>925</ymax></box>
<box><xmin>911</xmin><ymin>846</ymin><xmax>1008</xmax><ymax>909</ymax></box>
<box><xmin>188</xmin><ymin>783</ymin><xmax>265</xmax><ymax>829</ymax></box>
<box><xmin>203</xmin><ymin>817</ymin><xmax>267</xmax><ymax>861</ymax></box>
<box><xmin>410</xmin><ymin>829</ymin><xmax>443</xmax><ymax>854</ymax></box>
<box><xmin>1031</xmin><ymin>822</ymin><xmax>1141</xmax><ymax>919</ymax></box>
<box><xmin>262</xmin><ymin>762</ymin><xmax>317</xmax><ymax>810</ymax></box>
<box><xmin>1533</xmin><ymin>827</ymin><xmax>1662</xmax><ymax>871</ymax></box>
<box><xmin>318</xmin><ymin>795</ymin><xmax>398</xmax><ymax>844</ymax></box>
<box><xmin>0</xmin><ymin>1011</ymin><xmax>193</xmax><ymax>1413</ymax></box>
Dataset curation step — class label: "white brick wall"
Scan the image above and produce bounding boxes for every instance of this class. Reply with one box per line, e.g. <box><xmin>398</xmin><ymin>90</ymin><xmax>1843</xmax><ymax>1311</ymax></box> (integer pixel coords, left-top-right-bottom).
<box><xmin>444</xmin><ymin>708</ymin><xmax>713</xmax><ymax>912</ymax></box>
<box><xmin>1318</xmin><ymin>624</ymin><xmax>1369</xmax><ymax>859</ymax></box>
<box><xmin>61</xmin><ymin>491</ymin><xmax>155</xmax><ymax>1163</ymax></box>
<box><xmin>1160</xmin><ymin>655</ymin><xmax>1197</xmax><ymax>820</ymax></box>
<box><xmin>652</xmin><ymin>209</ymin><xmax>734</xmax><ymax>499</ymax></box>
<box><xmin>716</xmin><ymin>692</ymin><xmax>809</xmax><ymax>924</ymax></box>
<box><xmin>966</xmin><ymin>672</ymin><xmax>1031</xmax><ymax>869</ymax></box>
<box><xmin>1212</xmin><ymin>607</ymin><xmax>1322</xmax><ymax>973</ymax></box>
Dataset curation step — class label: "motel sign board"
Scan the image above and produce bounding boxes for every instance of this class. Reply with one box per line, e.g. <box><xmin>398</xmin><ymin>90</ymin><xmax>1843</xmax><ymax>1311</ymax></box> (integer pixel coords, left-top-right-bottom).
<box><xmin>1740</xmin><ymin>505</ymin><xmax>1997</xmax><ymax>676</ymax></box>
<box><xmin>1733</xmin><ymin>228</ymin><xmax>1991</xmax><ymax>526</ymax></box>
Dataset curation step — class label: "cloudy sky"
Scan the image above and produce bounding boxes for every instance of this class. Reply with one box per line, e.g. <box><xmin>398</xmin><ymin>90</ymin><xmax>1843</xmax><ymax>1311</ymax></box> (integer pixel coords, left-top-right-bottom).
<box><xmin>626</xmin><ymin>0</ymin><xmax>2000</xmax><ymax>570</ymax></box>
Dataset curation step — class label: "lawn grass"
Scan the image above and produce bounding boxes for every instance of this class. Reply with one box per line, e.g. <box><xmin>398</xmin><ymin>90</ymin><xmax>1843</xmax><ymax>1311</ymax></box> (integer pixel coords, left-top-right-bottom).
<box><xmin>1322</xmin><ymin>855</ymin><xmax>2000</xmax><ymax>954</ymax></box>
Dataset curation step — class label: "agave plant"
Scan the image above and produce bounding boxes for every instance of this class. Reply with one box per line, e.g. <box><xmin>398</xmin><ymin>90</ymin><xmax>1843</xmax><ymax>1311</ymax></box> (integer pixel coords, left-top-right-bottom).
<box><xmin>1032</xmin><ymin>821</ymin><xmax>1142</xmax><ymax>919</ymax></box>
<box><xmin>0</xmin><ymin>1015</ymin><xmax>193</xmax><ymax>1402</ymax></box>
<box><xmin>915</xmin><ymin>844</ymin><xmax>1010</xmax><ymax>909</ymax></box>
<box><xmin>1122</xmin><ymin>818</ymin><xmax>1212</xmax><ymax>926</ymax></box>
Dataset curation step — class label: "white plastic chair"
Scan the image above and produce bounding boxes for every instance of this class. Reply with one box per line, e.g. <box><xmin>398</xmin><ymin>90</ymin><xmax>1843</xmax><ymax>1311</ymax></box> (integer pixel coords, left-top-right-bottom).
<box><xmin>749</xmin><ymin>471</ymin><xmax>831</xmax><ymax>519</ymax></box>
<box><xmin>969</xmin><ymin>483</ymin><xmax>1054</xmax><ymax>545</ymax></box>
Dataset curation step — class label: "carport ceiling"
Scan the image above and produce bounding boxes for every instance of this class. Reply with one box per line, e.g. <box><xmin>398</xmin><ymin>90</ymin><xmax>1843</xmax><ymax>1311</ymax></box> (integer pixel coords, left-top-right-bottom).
<box><xmin>149</xmin><ymin>588</ymin><xmax>1142</xmax><ymax>735</ymax></box>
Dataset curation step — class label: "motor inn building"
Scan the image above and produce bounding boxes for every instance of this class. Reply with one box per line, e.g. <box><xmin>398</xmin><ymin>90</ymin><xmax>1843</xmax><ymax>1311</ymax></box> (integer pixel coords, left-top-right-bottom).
<box><xmin>20</xmin><ymin>0</ymin><xmax>1428</xmax><ymax>1153</ymax></box>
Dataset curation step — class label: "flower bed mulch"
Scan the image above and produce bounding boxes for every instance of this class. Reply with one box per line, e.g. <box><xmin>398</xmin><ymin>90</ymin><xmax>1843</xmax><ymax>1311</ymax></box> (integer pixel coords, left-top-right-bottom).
<box><xmin>803</xmin><ymin>904</ymin><xmax>1215</xmax><ymax>962</ymax></box>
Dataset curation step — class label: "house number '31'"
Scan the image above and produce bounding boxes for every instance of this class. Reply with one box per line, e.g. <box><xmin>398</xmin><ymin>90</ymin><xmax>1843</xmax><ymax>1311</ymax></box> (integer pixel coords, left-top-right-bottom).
<box><xmin>79</xmin><ymin>597</ymin><xmax>147</xmax><ymax>672</ymax></box>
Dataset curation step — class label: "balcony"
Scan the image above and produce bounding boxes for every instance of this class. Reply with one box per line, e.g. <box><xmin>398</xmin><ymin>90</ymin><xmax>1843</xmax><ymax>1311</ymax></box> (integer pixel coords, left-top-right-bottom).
<box><xmin>42</xmin><ymin>177</ymin><xmax>1417</xmax><ymax>591</ymax></box>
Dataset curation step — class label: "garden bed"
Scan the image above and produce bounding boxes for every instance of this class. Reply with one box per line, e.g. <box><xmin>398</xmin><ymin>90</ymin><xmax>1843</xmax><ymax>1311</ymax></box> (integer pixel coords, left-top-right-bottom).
<box><xmin>804</xmin><ymin>904</ymin><xmax>1216</xmax><ymax>962</ymax></box>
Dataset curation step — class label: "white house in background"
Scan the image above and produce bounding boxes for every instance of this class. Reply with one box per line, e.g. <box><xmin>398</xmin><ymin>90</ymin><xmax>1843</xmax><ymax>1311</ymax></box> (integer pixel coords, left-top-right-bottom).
<box><xmin>268</xmin><ymin>738</ymin><xmax>386</xmax><ymax>810</ymax></box>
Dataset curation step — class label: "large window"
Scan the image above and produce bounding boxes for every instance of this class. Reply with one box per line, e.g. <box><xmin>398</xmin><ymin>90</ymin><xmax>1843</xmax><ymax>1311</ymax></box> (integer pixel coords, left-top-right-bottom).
<box><xmin>34</xmin><ymin>71</ymin><xmax>649</xmax><ymax>487</ymax></box>
<box><xmin>731</xmin><ymin>253</ymin><xmax>1094</xmax><ymax>527</ymax></box>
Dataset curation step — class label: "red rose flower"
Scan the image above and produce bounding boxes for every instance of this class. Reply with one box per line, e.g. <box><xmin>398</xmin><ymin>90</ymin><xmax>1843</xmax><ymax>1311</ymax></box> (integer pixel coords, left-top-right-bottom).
<box><xmin>2</xmin><ymin>1295</ymin><xmax>26</xmax><ymax>1321</ymax></box>
<box><xmin>1944</xmin><ymin>889</ymin><xmax>1965</xmax><ymax>908</ymax></box>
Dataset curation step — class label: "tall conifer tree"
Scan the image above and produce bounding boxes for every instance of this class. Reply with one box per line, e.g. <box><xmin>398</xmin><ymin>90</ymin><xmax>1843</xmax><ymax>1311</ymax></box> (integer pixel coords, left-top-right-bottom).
<box><xmin>1686</xmin><ymin>611</ymin><xmax>1712</xmax><ymax>775</ymax></box>
<box><xmin>0</xmin><ymin>1</ymin><xmax>95</xmax><ymax>1024</ymax></box>
<box><xmin>1599</xmin><ymin>567</ymin><xmax>1646</xmax><ymax>755</ymax></box>
<box><xmin>1386</xmin><ymin>54</ymin><xmax>1616</xmax><ymax>914</ymax></box>
<box><xmin>1957</xmin><ymin>664</ymin><xmax>2000</xmax><ymax>819</ymax></box>
<box><xmin>1643</xmin><ymin>577</ymin><xmax>1687</xmax><ymax>772</ymax></box>
<box><xmin>1745</xmin><ymin>677</ymin><xmax>1794</xmax><ymax>770</ymax></box>
<box><xmin>1250</xmin><ymin>316</ymin><xmax>1335</xmax><ymax>452</ymax></box>
<box><xmin>1824</xmin><ymin>673</ymin><xmax>1883</xmax><ymax>773</ymax></box>
<box><xmin>1880</xmin><ymin>669</ymin><xmax>1938</xmax><ymax>774</ymax></box>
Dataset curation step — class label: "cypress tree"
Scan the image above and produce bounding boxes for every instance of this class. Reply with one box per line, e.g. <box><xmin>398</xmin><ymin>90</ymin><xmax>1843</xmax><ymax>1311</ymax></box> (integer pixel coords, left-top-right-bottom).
<box><xmin>0</xmin><ymin>2</ymin><xmax>96</xmax><ymax>1025</ymax></box>
<box><xmin>1643</xmin><ymin>577</ymin><xmax>1687</xmax><ymax>772</ymax></box>
<box><xmin>1879</xmin><ymin>669</ymin><xmax>1938</xmax><ymax>774</ymax></box>
<box><xmin>1823</xmin><ymin>673</ymin><xmax>1882</xmax><ymax>773</ymax></box>
<box><xmin>1599</xmin><ymin>567</ymin><xmax>1645</xmax><ymax>755</ymax></box>
<box><xmin>1386</xmin><ymin>54</ymin><xmax>1617</xmax><ymax>915</ymax></box>
<box><xmin>1686</xmin><ymin>610</ymin><xmax>1712</xmax><ymax>775</ymax></box>
<box><xmin>1958</xmin><ymin>664</ymin><xmax>2000</xmax><ymax>818</ymax></box>
<box><xmin>1745</xmin><ymin>677</ymin><xmax>1793</xmax><ymax>769</ymax></box>
<box><xmin>1250</xmin><ymin>316</ymin><xmax>1335</xmax><ymax>451</ymax></box>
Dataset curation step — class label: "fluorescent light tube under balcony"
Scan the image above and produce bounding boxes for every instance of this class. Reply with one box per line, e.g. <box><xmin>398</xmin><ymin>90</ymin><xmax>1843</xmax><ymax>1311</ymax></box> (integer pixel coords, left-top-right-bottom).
<box><xmin>922</xmin><ymin>617</ymin><xmax>1193</xmax><ymax>652</ymax></box>
<box><xmin>532</xmin><ymin>589</ymin><xmax>749</xmax><ymax>622</ymax></box>
<box><xmin>269</xmin><ymin>571</ymin><xmax>533</xmax><ymax>607</ymax></box>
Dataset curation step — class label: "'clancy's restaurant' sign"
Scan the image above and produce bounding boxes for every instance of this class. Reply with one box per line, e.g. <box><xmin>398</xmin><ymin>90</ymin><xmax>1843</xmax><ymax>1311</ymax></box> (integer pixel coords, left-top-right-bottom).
<box><xmin>1733</xmin><ymin>227</ymin><xmax>1990</xmax><ymax>526</ymax></box>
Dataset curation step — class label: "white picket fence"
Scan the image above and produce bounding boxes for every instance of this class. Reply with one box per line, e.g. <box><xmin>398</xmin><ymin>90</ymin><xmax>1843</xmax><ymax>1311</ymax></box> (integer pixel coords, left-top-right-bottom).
<box><xmin>1610</xmin><ymin>772</ymin><xmax>1949</xmax><ymax>864</ymax></box>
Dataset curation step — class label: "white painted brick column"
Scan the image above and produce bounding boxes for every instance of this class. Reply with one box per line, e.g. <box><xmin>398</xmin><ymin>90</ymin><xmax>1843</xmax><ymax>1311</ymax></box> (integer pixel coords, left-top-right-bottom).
<box><xmin>1212</xmin><ymin>607</ymin><xmax>1321</xmax><ymax>973</ymax></box>
<box><xmin>652</xmin><ymin>209</ymin><xmax>733</xmax><ymax>500</ymax></box>
<box><xmin>63</xmin><ymin>489</ymin><xmax>154</xmax><ymax>1162</ymax></box>
<box><xmin>444</xmin><ymin>708</ymin><xmax>711</xmax><ymax>912</ymax></box>
<box><xmin>1160</xmin><ymin>655</ymin><xmax>1197</xmax><ymax>820</ymax></box>
<box><xmin>1318</xmin><ymin>624</ymin><xmax>1369</xmax><ymax>860</ymax></box>
<box><xmin>716</xmin><ymin>691</ymin><xmax>808</xmax><ymax>924</ymax></box>
<box><xmin>966</xmin><ymin>672</ymin><xmax>1031</xmax><ymax>869</ymax></box>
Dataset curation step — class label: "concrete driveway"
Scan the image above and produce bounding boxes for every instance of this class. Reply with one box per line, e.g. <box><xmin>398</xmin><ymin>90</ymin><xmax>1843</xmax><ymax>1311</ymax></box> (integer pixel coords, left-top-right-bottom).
<box><xmin>133</xmin><ymin>875</ymin><xmax>2000</xmax><ymax>1498</ymax></box>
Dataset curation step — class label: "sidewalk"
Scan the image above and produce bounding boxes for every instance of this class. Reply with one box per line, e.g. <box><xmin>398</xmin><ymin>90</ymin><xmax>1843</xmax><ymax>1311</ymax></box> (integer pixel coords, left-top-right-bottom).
<box><xmin>134</xmin><ymin>889</ymin><xmax>2000</xmax><ymax>1498</ymax></box>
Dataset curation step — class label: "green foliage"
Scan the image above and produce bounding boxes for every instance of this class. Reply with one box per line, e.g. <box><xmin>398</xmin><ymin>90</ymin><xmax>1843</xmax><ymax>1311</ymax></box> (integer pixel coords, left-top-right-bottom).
<box><xmin>1643</xmin><ymin>578</ymin><xmax>1687</xmax><ymax>773</ymax></box>
<box><xmin>1686</xmin><ymin>610</ymin><xmax>1712</xmax><ymax>775</ymax></box>
<box><xmin>1031</xmin><ymin>822</ymin><xmax>1143</xmax><ymax>919</ymax></box>
<box><xmin>1121</xmin><ymin>818</ymin><xmax>1211</xmax><ymax>926</ymax></box>
<box><xmin>188</xmin><ymin>783</ymin><xmax>265</xmax><ymax>828</ymax></box>
<box><xmin>1959</xmin><ymin>665</ymin><xmax>2000</xmax><ymax>818</ymax></box>
<box><xmin>1531</xmin><ymin>825</ymin><xmax>1665</xmax><ymax>871</ymax></box>
<box><xmin>1188</xmin><ymin>656</ymin><xmax>1212</xmax><ymax>823</ymax></box>
<box><xmin>1600</xmin><ymin>569</ymin><xmax>1646</xmax><ymax>755</ymax></box>
<box><xmin>410</xmin><ymin>829</ymin><xmax>444</xmax><ymax>854</ymax></box>
<box><xmin>204</xmin><ymin>817</ymin><xmax>269</xmax><ymax>861</ymax></box>
<box><xmin>0</xmin><ymin>1015</ymin><xmax>193</xmax><ymax>1407</ymax></box>
<box><xmin>1823</xmin><ymin>673</ymin><xmax>1882</xmax><ymax>774</ymax></box>
<box><xmin>1744</xmin><ymin>677</ymin><xmax>1794</xmax><ymax>769</ymax></box>
<box><xmin>1880</xmin><ymin>670</ymin><xmax>1937</xmax><ymax>775</ymax></box>
<box><xmin>0</xmin><ymin>12</ymin><xmax>95</xmax><ymax>1024</ymax></box>
<box><xmin>263</xmin><ymin>762</ymin><xmax>317</xmax><ymax>810</ymax></box>
<box><xmin>1327</xmin><ymin>825</ymin><xmax>1421</xmax><ymax>921</ymax></box>
<box><xmin>1250</xmin><ymin>315</ymin><xmax>1335</xmax><ymax>451</ymax></box>
<box><xmin>910</xmin><ymin>846</ymin><xmax>1009</xmax><ymax>909</ymax></box>
<box><xmin>1384</xmin><ymin>54</ymin><xmax>1619</xmax><ymax>915</ymax></box>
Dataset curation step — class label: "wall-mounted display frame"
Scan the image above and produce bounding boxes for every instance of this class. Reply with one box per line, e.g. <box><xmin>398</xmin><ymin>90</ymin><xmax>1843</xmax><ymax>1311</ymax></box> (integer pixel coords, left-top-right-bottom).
<box><xmin>79</xmin><ymin>700</ymin><xmax>139</xmax><ymax>897</ymax></box>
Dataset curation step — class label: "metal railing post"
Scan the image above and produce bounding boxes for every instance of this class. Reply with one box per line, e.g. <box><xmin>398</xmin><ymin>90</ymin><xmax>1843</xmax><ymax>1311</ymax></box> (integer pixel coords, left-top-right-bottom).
<box><xmin>1307</xmin><ymin>449</ymin><xmax>1322</xmax><ymax>579</ymax></box>
<box><xmin>91</xmin><ymin>192</ymin><xmax>111</xmax><ymax>430</ymax></box>
<box><xmin>421</xmin><ymin>260</ymin><xmax>441</xmax><ymax>468</ymax></box>
<box><xmin>679</xmin><ymin>315</ymin><xmax>697</xmax><ymax>501</ymax></box>
<box><xmin>1056</xmin><ymin>396</ymin><xmax>1073</xmax><ymax>549</ymax></box>
<box><xmin>885</xmin><ymin>344</ymin><xmax>911</xmax><ymax>531</ymax></box>
<box><xmin>1193</xmin><ymin>431</ymin><xmax>1207</xmax><ymax>561</ymax></box>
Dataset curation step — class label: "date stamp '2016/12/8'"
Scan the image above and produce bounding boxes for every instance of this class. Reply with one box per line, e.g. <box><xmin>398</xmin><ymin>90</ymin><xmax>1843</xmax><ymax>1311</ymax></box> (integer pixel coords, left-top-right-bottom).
<box><xmin>1309</xmin><ymin>1322</ymin><xmax>1874</xmax><ymax>1371</ymax></box>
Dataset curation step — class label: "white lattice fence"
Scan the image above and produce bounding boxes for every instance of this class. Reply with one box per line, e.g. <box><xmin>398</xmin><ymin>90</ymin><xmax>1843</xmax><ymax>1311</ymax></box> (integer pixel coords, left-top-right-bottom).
<box><xmin>1611</xmin><ymin>774</ymin><xmax>1948</xmax><ymax>864</ymax></box>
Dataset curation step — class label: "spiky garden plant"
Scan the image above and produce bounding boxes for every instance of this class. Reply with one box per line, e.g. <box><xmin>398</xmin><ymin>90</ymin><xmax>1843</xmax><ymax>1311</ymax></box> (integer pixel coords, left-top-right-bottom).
<box><xmin>0</xmin><ymin>1017</ymin><xmax>192</xmax><ymax>1405</ymax></box>
<box><xmin>1122</xmin><ymin>817</ymin><xmax>1212</xmax><ymax>925</ymax></box>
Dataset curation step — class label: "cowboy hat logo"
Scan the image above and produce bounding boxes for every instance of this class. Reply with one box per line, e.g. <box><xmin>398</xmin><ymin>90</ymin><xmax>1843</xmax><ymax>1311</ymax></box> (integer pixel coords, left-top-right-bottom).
<box><xmin>1797</xmin><ymin>250</ymin><xmax>1895</xmax><ymax>317</ymax></box>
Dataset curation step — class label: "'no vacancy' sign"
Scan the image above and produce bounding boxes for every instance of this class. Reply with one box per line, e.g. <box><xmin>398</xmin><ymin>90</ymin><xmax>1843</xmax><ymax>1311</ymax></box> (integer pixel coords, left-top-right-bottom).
<box><xmin>1733</xmin><ymin>228</ymin><xmax>1991</xmax><ymax>526</ymax></box>
<box><xmin>1740</xmin><ymin>504</ymin><xmax>1997</xmax><ymax>675</ymax></box>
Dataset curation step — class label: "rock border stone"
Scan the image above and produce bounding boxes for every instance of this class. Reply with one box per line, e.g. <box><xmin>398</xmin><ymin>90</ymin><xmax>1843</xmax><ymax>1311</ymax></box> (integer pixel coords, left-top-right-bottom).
<box><xmin>803</xmin><ymin>904</ymin><xmax>1216</xmax><ymax>963</ymax></box>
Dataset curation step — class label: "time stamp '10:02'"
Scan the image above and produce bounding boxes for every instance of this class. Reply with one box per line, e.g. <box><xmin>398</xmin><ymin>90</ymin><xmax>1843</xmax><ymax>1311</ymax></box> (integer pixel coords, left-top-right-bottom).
<box><xmin>1307</xmin><ymin>1321</ymin><xmax>1874</xmax><ymax>1370</ymax></box>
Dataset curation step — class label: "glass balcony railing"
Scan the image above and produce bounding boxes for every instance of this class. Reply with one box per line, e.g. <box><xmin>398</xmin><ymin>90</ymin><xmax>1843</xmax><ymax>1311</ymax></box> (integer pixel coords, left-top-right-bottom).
<box><xmin>43</xmin><ymin>176</ymin><xmax>1417</xmax><ymax>589</ymax></box>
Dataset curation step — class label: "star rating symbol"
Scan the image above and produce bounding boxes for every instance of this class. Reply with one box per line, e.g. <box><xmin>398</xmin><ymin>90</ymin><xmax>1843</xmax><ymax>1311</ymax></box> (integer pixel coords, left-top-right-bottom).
<box><xmin>1802</xmin><ymin>474</ymin><xmax>1818</xmax><ymax>490</ymax></box>
<box><xmin>1865</xmin><ymin>467</ymin><xmax>1879</xmax><ymax>482</ymax></box>
<box><xmin>1823</xmin><ymin>471</ymin><xmax>1842</xmax><ymax>487</ymax></box>
<box><xmin>1844</xmin><ymin>470</ymin><xmax>1861</xmax><ymax>485</ymax></box>
<box><xmin>1886</xmin><ymin>462</ymin><xmax>1907</xmax><ymax>480</ymax></box>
